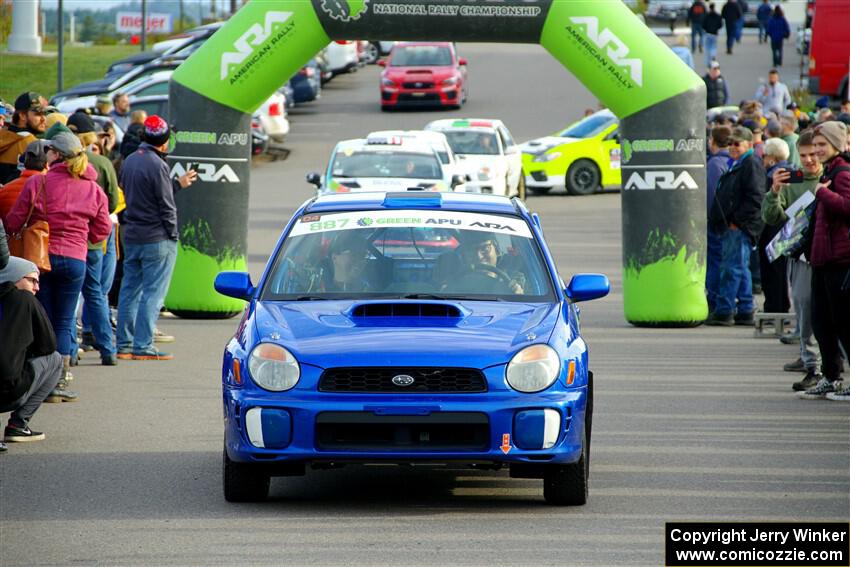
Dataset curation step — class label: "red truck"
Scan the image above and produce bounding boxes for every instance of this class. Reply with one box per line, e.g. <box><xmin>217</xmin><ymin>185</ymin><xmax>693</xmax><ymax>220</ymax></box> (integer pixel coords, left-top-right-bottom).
<box><xmin>808</xmin><ymin>0</ymin><xmax>850</xmax><ymax>101</ymax></box>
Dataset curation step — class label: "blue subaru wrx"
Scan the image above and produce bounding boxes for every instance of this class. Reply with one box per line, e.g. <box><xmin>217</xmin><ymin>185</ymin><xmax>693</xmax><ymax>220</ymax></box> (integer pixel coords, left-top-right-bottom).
<box><xmin>214</xmin><ymin>191</ymin><xmax>609</xmax><ymax>505</ymax></box>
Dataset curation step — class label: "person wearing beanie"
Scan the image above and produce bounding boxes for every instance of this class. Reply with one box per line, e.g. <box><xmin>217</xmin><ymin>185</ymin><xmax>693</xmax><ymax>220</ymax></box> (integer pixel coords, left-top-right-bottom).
<box><xmin>115</xmin><ymin>115</ymin><xmax>197</xmax><ymax>361</ymax></box>
<box><xmin>799</xmin><ymin>121</ymin><xmax>850</xmax><ymax>401</ymax></box>
<box><xmin>0</xmin><ymin>257</ymin><xmax>64</xmax><ymax>447</ymax></box>
<box><xmin>44</xmin><ymin>112</ymin><xmax>67</xmax><ymax>131</ymax></box>
<box><xmin>5</xmin><ymin>130</ymin><xmax>111</xmax><ymax>399</ymax></box>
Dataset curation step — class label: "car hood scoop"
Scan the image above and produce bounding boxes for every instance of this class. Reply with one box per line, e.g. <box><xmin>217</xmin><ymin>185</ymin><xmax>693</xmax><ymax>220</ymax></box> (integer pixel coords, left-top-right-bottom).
<box><xmin>253</xmin><ymin>300</ymin><xmax>561</xmax><ymax>368</ymax></box>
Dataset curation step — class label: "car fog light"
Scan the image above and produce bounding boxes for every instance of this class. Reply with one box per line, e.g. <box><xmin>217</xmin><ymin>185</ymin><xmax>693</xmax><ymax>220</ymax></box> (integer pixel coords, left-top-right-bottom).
<box><xmin>248</xmin><ymin>343</ymin><xmax>300</xmax><ymax>391</ymax></box>
<box><xmin>533</xmin><ymin>151</ymin><xmax>562</xmax><ymax>162</ymax></box>
<box><xmin>506</xmin><ymin>344</ymin><xmax>560</xmax><ymax>393</ymax></box>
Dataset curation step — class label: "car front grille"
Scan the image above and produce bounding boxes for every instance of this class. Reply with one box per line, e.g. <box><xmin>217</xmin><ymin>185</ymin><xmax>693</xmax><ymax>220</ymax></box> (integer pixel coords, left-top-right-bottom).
<box><xmin>398</xmin><ymin>93</ymin><xmax>441</xmax><ymax>104</ymax></box>
<box><xmin>319</xmin><ymin>367</ymin><xmax>488</xmax><ymax>393</ymax></box>
<box><xmin>402</xmin><ymin>82</ymin><xmax>435</xmax><ymax>89</ymax></box>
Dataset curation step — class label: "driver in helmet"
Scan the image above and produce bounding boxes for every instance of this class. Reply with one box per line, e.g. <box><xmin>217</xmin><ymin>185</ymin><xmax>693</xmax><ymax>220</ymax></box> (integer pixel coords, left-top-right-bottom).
<box><xmin>431</xmin><ymin>231</ymin><xmax>524</xmax><ymax>294</ymax></box>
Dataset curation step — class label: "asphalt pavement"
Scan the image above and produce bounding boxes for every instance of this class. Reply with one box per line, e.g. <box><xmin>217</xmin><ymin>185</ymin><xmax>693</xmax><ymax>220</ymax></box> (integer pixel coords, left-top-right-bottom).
<box><xmin>1</xmin><ymin>35</ymin><xmax>847</xmax><ymax>567</ymax></box>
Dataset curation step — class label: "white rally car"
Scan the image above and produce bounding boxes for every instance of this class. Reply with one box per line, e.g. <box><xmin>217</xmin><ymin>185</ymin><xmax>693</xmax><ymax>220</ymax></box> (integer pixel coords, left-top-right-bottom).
<box><xmin>306</xmin><ymin>135</ymin><xmax>458</xmax><ymax>195</ymax></box>
<box><xmin>424</xmin><ymin>118</ymin><xmax>525</xmax><ymax>198</ymax></box>
<box><xmin>367</xmin><ymin>130</ymin><xmax>469</xmax><ymax>191</ymax></box>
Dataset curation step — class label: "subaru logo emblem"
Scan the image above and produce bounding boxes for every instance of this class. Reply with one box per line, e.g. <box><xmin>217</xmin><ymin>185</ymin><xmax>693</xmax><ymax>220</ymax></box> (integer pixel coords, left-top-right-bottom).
<box><xmin>392</xmin><ymin>374</ymin><xmax>415</xmax><ymax>387</ymax></box>
<box><xmin>415</xmin><ymin>82</ymin><xmax>423</xmax><ymax>87</ymax></box>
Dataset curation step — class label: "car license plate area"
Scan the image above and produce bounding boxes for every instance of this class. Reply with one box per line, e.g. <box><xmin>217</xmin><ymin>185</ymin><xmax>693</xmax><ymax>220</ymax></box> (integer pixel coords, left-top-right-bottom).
<box><xmin>316</xmin><ymin>412</ymin><xmax>489</xmax><ymax>451</ymax></box>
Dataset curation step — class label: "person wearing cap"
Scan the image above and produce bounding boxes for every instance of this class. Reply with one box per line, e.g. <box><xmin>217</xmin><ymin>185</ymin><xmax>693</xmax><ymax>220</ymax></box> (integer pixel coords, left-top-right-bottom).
<box><xmin>703</xmin><ymin>61</ymin><xmax>729</xmax><ymax>110</ymax></box>
<box><xmin>707</xmin><ymin>125</ymin><xmax>766</xmax><ymax>326</ymax></box>
<box><xmin>109</xmin><ymin>93</ymin><xmax>131</xmax><ymax>132</ymax></box>
<box><xmin>0</xmin><ymin>139</ymin><xmax>48</xmax><ymax>219</ymax></box>
<box><xmin>755</xmin><ymin>70</ymin><xmax>792</xmax><ymax>116</ymax></box>
<box><xmin>0</xmin><ymin>257</ymin><xmax>65</xmax><ymax>447</ymax></box>
<box><xmin>799</xmin><ymin>121</ymin><xmax>850</xmax><ymax>401</ymax></box>
<box><xmin>0</xmin><ymin>104</ymin><xmax>7</xmax><ymax>129</ymax></box>
<box><xmin>5</xmin><ymin>132</ymin><xmax>111</xmax><ymax>398</ymax></box>
<box><xmin>65</xmin><ymin>111</ymin><xmax>120</xmax><ymax>365</ymax></box>
<box><xmin>701</xmin><ymin>3</ymin><xmax>723</xmax><ymax>67</ymax></box>
<box><xmin>95</xmin><ymin>95</ymin><xmax>112</xmax><ymax>117</ymax></box>
<box><xmin>115</xmin><ymin>115</ymin><xmax>197</xmax><ymax>361</ymax></box>
<box><xmin>0</xmin><ymin>92</ymin><xmax>47</xmax><ymax>184</ymax></box>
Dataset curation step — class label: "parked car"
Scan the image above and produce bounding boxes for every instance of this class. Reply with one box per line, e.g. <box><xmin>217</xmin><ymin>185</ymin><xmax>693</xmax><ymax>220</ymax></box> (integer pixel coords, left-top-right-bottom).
<box><xmin>56</xmin><ymin>70</ymin><xmax>173</xmax><ymax>114</ymax></box>
<box><xmin>425</xmin><ymin>118</ymin><xmax>524</xmax><ymax>199</ymax></box>
<box><xmin>50</xmin><ymin>61</ymin><xmax>181</xmax><ymax>105</ymax></box>
<box><xmin>306</xmin><ymin>136</ymin><xmax>458</xmax><ymax>194</ymax></box>
<box><xmin>808</xmin><ymin>0</ymin><xmax>850</xmax><ymax>100</ymax></box>
<box><xmin>214</xmin><ymin>190</ymin><xmax>610</xmax><ymax>504</ymax></box>
<box><xmin>288</xmin><ymin>60</ymin><xmax>322</xmax><ymax>104</ymax></box>
<box><xmin>519</xmin><ymin>110</ymin><xmax>621</xmax><ymax>196</ymax></box>
<box><xmin>379</xmin><ymin>42</ymin><xmax>468</xmax><ymax>110</ymax></box>
<box><xmin>105</xmin><ymin>22</ymin><xmax>223</xmax><ymax>79</ymax></box>
<box><xmin>325</xmin><ymin>41</ymin><xmax>360</xmax><ymax>76</ymax></box>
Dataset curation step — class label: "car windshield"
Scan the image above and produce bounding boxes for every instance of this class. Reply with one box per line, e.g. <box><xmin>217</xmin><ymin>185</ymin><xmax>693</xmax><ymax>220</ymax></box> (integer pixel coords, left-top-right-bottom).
<box><xmin>442</xmin><ymin>131</ymin><xmax>500</xmax><ymax>155</ymax></box>
<box><xmin>331</xmin><ymin>151</ymin><xmax>443</xmax><ymax>179</ymax></box>
<box><xmin>262</xmin><ymin>210</ymin><xmax>555</xmax><ymax>302</ymax></box>
<box><xmin>559</xmin><ymin>114</ymin><xmax>616</xmax><ymax>139</ymax></box>
<box><xmin>390</xmin><ymin>46</ymin><xmax>453</xmax><ymax>67</ymax></box>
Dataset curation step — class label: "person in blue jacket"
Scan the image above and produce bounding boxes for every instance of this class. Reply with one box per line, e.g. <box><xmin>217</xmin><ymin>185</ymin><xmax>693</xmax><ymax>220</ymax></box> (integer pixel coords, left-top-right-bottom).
<box><xmin>756</xmin><ymin>0</ymin><xmax>772</xmax><ymax>43</ymax></box>
<box><xmin>767</xmin><ymin>6</ymin><xmax>791</xmax><ymax>67</ymax></box>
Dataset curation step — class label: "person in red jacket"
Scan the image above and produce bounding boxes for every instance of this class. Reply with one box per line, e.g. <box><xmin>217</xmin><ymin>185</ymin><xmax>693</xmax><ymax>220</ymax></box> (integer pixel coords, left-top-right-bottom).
<box><xmin>798</xmin><ymin>121</ymin><xmax>850</xmax><ymax>401</ymax></box>
<box><xmin>4</xmin><ymin>132</ymin><xmax>111</xmax><ymax>400</ymax></box>
<box><xmin>0</xmin><ymin>139</ymin><xmax>48</xmax><ymax>219</ymax></box>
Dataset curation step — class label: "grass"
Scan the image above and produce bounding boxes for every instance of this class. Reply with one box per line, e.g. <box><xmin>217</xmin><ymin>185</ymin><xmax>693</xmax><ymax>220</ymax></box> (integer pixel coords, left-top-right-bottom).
<box><xmin>0</xmin><ymin>44</ymin><xmax>140</xmax><ymax>103</ymax></box>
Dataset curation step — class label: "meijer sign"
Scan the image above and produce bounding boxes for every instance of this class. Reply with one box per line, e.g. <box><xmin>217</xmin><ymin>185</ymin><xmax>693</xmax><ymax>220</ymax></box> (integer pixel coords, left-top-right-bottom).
<box><xmin>116</xmin><ymin>12</ymin><xmax>173</xmax><ymax>33</ymax></box>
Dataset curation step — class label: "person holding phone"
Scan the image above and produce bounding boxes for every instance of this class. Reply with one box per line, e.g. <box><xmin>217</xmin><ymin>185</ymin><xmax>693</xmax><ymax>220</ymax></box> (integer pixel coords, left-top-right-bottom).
<box><xmin>761</xmin><ymin>130</ymin><xmax>824</xmax><ymax>391</ymax></box>
<box><xmin>115</xmin><ymin>116</ymin><xmax>197</xmax><ymax>361</ymax></box>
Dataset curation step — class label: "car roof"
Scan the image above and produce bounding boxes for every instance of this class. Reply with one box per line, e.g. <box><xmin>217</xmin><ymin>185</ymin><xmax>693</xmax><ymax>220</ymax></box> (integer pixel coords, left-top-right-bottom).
<box><xmin>426</xmin><ymin>118</ymin><xmax>505</xmax><ymax>131</ymax></box>
<box><xmin>394</xmin><ymin>41</ymin><xmax>454</xmax><ymax>48</ymax></box>
<box><xmin>368</xmin><ymin>130</ymin><xmax>451</xmax><ymax>147</ymax></box>
<box><xmin>305</xmin><ymin>192</ymin><xmax>521</xmax><ymax>215</ymax></box>
<box><xmin>334</xmin><ymin>137</ymin><xmax>438</xmax><ymax>155</ymax></box>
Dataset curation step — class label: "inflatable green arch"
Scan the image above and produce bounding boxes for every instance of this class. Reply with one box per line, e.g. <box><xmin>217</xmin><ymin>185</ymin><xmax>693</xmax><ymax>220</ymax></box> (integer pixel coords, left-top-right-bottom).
<box><xmin>166</xmin><ymin>0</ymin><xmax>708</xmax><ymax>326</ymax></box>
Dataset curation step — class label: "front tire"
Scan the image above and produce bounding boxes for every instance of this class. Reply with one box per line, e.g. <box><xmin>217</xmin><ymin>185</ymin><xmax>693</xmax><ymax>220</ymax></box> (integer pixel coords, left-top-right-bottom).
<box><xmin>543</xmin><ymin>434</ymin><xmax>588</xmax><ymax>506</ymax></box>
<box><xmin>565</xmin><ymin>159</ymin><xmax>601</xmax><ymax>196</ymax></box>
<box><xmin>223</xmin><ymin>449</ymin><xmax>270</xmax><ymax>502</ymax></box>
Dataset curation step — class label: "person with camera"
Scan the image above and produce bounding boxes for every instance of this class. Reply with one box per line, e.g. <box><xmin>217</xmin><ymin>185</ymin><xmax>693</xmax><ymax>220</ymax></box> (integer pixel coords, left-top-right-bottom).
<box><xmin>798</xmin><ymin>122</ymin><xmax>850</xmax><ymax>401</ymax></box>
<box><xmin>761</xmin><ymin>130</ymin><xmax>823</xmax><ymax>391</ymax></box>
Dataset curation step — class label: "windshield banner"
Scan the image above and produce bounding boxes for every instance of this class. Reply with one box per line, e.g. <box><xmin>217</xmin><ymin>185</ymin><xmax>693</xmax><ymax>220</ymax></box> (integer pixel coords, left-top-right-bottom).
<box><xmin>290</xmin><ymin>210</ymin><xmax>533</xmax><ymax>238</ymax></box>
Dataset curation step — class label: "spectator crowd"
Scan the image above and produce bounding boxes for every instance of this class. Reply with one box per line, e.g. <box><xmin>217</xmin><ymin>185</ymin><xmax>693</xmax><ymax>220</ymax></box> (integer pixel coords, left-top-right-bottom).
<box><xmin>0</xmin><ymin>90</ymin><xmax>195</xmax><ymax>452</ymax></box>
<box><xmin>700</xmin><ymin>65</ymin><xmax>850</xmax><ymax>403</ymax></box>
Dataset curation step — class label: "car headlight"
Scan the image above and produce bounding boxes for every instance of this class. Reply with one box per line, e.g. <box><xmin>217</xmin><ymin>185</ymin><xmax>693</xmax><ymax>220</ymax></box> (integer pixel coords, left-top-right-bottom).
<box><xmin>506</xmin><ymin>344</ymin><xmax>561</xmax><ymax>393</ymax></box>
<box><xmin>442</xmin><ymin>77</ymin><xmax>458</xmax><ymax>86</ymax></box>
<box><xmin>533</xmin><ymin>151</ymin><xmax>562</xmax><ymax>163</ymax></box>
<box><xmin>247</xmin><ymin>343</ymin><xmax>300</xmax><ymax>391</ymax></box>
<box><xmin>381</xmin><ymin>77</ymin><xmax>396</xmax><ymax>87</ymax></box>
<box><xmin>477</xmin><ymin>167</ymin><xmax>492</xmax><ymax>181</ymax></box>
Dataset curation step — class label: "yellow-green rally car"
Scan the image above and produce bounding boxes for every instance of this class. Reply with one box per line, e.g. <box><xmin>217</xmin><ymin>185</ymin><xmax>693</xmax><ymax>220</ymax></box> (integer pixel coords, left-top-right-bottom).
<box><xmin>519</xmin><ymin>109</ymin><xmax>621</xmax><ymax>196</ymax></box>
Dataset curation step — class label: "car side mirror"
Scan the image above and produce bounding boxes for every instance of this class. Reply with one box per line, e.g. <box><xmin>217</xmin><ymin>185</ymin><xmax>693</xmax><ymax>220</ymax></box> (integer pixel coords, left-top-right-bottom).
<box><xmin>306</xmin><ymin>172</ymin><xmax>322</xmax><ymax>187</ymax></box>
<box><xmin>214</xmin><ymin>272</ymin><xmax>255</xmax><ymax>301</ymax></box>
<box><xmin>565</xmin><ymin>273</ymin><xmax>610</xmax><ymax>302</ymax></box>
<box><xmin>377</xmin><ymin>60</ymin><xmax>386</xmax><ymax>67</ymax></box>
<box><xmin>458</xmin><ymin>57</ymin><xmax>467</xmax><ymax>66</ymax></box>
<box><xmin>450</xmin><ymin>174</ymin><xmax>465</xmax><ymax>188</ymax></box>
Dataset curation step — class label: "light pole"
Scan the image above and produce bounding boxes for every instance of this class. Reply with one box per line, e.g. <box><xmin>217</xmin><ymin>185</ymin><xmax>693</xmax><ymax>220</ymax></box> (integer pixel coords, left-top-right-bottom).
<box><xmin>141</xmin><ymin>0</ymin><xmax>147</xmax><ymax>51</ymax></box>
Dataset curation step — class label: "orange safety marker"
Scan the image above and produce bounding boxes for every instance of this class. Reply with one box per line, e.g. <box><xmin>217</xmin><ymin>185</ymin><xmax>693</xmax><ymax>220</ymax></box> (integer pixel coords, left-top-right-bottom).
<box><xmin>500</xmin><ymin>433</ymin><xmax>512</xmax><ymax>454</ymax></box>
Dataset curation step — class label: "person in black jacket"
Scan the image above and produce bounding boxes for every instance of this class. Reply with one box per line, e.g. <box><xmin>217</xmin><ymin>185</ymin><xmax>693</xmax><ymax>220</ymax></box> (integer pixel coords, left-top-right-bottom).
<box><xmin>0</xmin><ymin>257</ymin><xmax>63</xmax><ymax>448</ymax></box>
<box><xmin>702</xmin><ymin>3</ymin><xmax>723</xmax><ymax>67</ymax></box>
<box><xmin>721</xmin><ymin>0</ymin><xmax>742</xmax><ymax>54</ymax></box>
<box><xmin>704</xmin><ymin>61</ymin><xmax>730</xmax><ymax>109</ymax></box>
<box><xmin>707</xmin><ymin>126</ymin><xmax>766</xmax><ymax>325</ymax></box>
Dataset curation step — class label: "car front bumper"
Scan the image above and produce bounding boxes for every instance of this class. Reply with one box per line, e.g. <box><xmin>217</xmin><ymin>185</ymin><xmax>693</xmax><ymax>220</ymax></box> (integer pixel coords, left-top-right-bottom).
<box><xmin>381</xmin><ymin>86</ymin><xmax>460</xmax><ymax>107</ymax></box>
<box><xmin>223</xmin><ymin>372</ymin><xmax>587</xmax><ymax>468</ymax></box>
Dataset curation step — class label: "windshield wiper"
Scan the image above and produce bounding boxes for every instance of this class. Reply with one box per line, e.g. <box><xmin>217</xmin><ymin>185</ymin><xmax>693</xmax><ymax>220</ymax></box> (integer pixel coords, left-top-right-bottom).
<box><xmin>293</xmin><ymin>295</ymin><xmax>328</xmax><ymax>301</ymax></box>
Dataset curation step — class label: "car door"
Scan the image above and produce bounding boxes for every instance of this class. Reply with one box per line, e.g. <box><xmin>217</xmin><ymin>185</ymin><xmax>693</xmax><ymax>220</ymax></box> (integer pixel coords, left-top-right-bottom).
<box><xmin>598</xmin><ymin>124</ymin><xmax>622</xmax><ymax>187</ymax></box>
